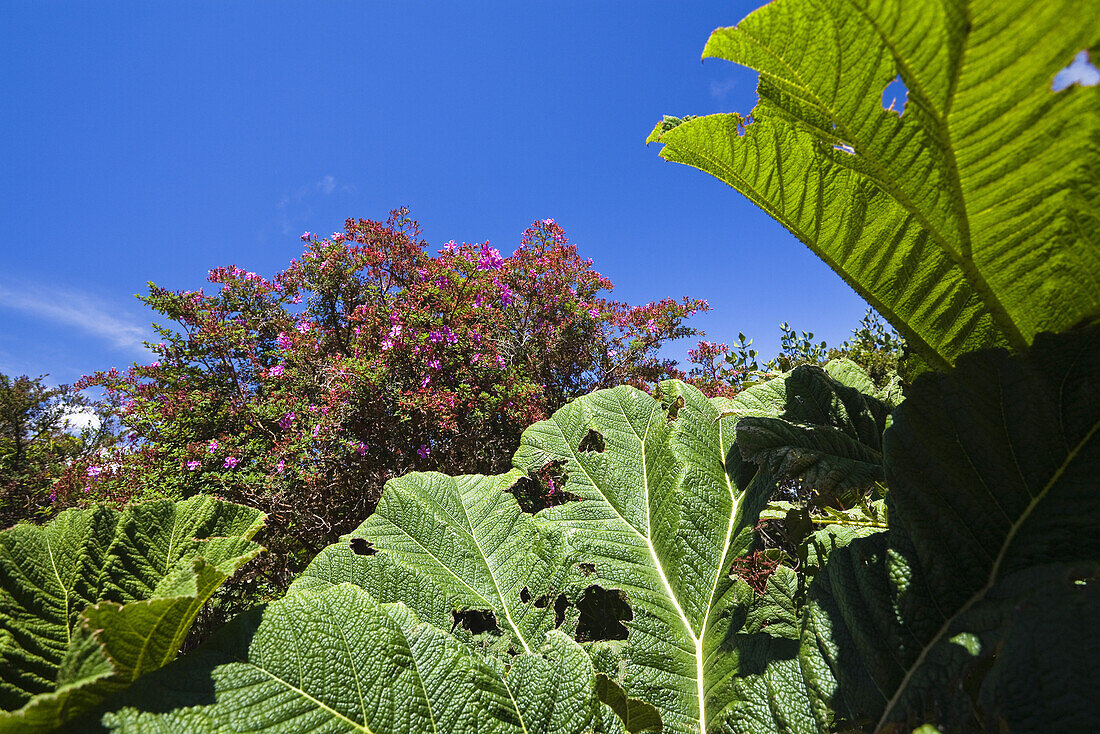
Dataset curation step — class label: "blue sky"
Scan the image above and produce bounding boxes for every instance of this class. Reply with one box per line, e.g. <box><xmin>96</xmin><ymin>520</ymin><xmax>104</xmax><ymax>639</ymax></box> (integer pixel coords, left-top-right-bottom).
<box><xmin>0</xmin><ymin>0</ymin><xmax>875</xmax><ymax>386</ymax></box>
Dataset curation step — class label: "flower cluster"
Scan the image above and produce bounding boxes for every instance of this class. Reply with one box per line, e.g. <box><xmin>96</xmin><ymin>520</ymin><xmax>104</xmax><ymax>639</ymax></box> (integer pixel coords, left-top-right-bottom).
<box><xmin>77</xmin><ymin>209</ymin><xmax>708</xmax><ymax>574</ymax></box>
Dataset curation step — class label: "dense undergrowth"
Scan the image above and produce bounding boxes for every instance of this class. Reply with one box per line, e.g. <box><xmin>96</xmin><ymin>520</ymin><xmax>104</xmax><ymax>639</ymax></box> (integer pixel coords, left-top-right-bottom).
<box><xmin>1</xmin><ymin>0</ymin><xmax>1097</xmax><ymax>732</ymax></box>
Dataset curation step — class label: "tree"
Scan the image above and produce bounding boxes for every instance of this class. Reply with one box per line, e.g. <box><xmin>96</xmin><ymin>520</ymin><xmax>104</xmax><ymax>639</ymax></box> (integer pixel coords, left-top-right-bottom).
<box><xmin>79</xmin><ymin>210</ymin><xmax>708</xmax><ymax>584</ymax></box>
<box><xmin>0</xmin><ymin>374</ymin><xmax>116</xmax><ymax>528</ymax></box>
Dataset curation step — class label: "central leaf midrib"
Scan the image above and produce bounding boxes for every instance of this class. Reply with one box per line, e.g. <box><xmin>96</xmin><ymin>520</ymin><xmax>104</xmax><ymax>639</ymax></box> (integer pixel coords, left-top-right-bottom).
<box><xmin>623</xmin><ymin>394</ymin><xmax>707</xmax><ymax>734</ymax></box>
<box><xmin>454</xmin><ymin>483</ymin><xmax>532</xmax><ymax>655</ymax></box>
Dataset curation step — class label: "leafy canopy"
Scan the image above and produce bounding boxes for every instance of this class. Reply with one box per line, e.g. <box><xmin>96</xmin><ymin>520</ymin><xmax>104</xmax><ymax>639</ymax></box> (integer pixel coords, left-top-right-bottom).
<box><xmin>649</xmin><ymin>0</ymin><xmax>1100</xmax><ymax>371</ymax></box>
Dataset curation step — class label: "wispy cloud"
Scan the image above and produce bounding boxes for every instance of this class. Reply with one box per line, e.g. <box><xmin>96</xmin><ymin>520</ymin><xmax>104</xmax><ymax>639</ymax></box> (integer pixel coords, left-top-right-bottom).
<box><xmin>710</xmin><ymin>78</ymin><xmax>738</xmax><ymax>101</ymax></box>
<box><xmin>276</xmin><ymin>175</ymin><xmax>353</xmax><ymax>235</ymax></box>
<box><xmin>0</xmin><ymin>281</ymin><xmax>151</xmax><ymax>353</ymax></box>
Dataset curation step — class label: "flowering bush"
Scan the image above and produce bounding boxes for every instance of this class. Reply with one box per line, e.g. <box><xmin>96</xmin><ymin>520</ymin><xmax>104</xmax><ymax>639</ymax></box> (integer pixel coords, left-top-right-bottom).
<box><xmin>78</xmin><ymin>209</ymin><xmax>707</xmax><ymax>582</ymax></box>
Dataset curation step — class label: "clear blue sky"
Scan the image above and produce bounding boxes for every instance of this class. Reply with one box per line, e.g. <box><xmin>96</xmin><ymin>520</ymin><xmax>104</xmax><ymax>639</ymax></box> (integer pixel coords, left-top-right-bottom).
<box><xmin>0</xmin><ymin>0</ymin><xmax>872</xmax><ymax>387</ymax></box>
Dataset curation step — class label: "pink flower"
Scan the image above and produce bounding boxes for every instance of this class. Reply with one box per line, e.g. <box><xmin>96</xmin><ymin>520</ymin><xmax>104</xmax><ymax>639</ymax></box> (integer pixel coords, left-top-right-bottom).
<box><xmin>268</xmin><ymin>364</ymin><xmax>285</xmax><ymax>377</ymax></box>
<box><xmin>186</xmin><ymin>460</ymin><xmax>201</xmax><ymax>471</ymax></box>
<box><xmin>496</xmin><ymin>355</ymin><xmax>506</xmax><ymax>367</ymax></box>
<box><xmin>86</xmin><ymin>465</ymin><xmax>102</xmax><ymax>478</ymax></box>
<box><xmin>278</xmin><ymin>412</ymin><xmax>295</xmax><ymax>429</ymax></box>
<box><xmin>223</xmin><ymin>456</ymin><xmax>238</xmax><ymax>469</ymax></box>
<box><xmin>149</xmin><ymin>361</ymin><xmax>161</xmax><ymax>369</ymax></box>
<box><xmin>301</xmin><ymin>231</ymin><xmax>311</xmax><ymax>240</ymax></box>
<box><xmin>276</xmin><ymin>332</ymin><xmax>292</xmax><ymax>349</ymax></box>
<box><xmin>331</xmin><ymin>232</ymin><xmax>344</xmax><ymax>241</ymax></box>
<box><xmin>471</xmin><ymin>353</ymin><xmax>481</xmax><ymax>363</ymax></box>
<box><xmin>477</xmin><ymin>244</ymin><xmax>503</xmax><ymax>271</ymax></box>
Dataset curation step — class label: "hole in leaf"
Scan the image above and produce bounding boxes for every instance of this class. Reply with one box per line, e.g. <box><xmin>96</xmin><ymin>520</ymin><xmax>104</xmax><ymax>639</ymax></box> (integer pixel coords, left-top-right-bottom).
<box><xmin>665</xmin><ymin>395</ymin><xmax>686</xmax><ymax>423</ymax></box>
<box><xmin>832</xmin><ymin>143</ymin><xmax>855</xmax><ymax>155</ymax></box>
<box><xmin>349</xmin><ymin>538</ymin><xmax>375</xmax><ymax>555</ymax></box>
<box><xmin>511</xmin><ymin>461</ymin><xmax>582</xmax><ymax>513</ymax></box>
<box><xmin>575</xmin><ymin>585</ymin><xmax>633</xmax><ymax>642</ymax></box>
<box><xmin>578</xmin><ymin>562</ymin><xmax>596</xmax><ymax>576</ymax></box>
<box><xmin>1053</xmin><ymin>50</ymin><xmax>1100</xmax><ymax>91</ymax></box>
<box><xmin>452</xmin><ymin>608</ymin><xmax>500</xmax><ymax>635</ymax></box>
<box><xmin>520</xmin><ymin>586</ymin><xmax>532</xmax><ymax>603</ymax></box>
<box><xmin>881</xmin><ymin>75</ymin><xmax>908</xmax><ymax>114</ymax></box>
<box><xmin>578</xmin><ymin>429</ymin><xmax>606</xmax><ymax>453</ymax></box>
<box><xmin>530</xmin><ymin>592</ymin><xmax>570</xmax><ymax>628</ymax></box>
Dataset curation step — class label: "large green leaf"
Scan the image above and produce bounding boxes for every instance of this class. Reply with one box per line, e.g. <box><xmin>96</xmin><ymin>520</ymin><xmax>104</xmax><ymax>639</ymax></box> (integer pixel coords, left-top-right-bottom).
<box><xmin>96</xmin><ymin>584</ymin><xmax>619</xmax><ymax>734</ymax></box>
<box><xmin>735</xmin><ymin>364</ymin><xmax>891</xmax><ymax>498</ymax></box>
<box><xmin>0</xmin><ymin>496</ymin><xmax>264</xmax><ymax>732</ymax></box>
<box><xmin>649</xmin><ymin>0</ymin><xmax>1100</xmax><ymax>370</ymax></box>
<box><xmin>348</xmin><ymin>470</ymin><xmax>574</xmax><ymax>655</ymax></box>
<box><xmin>739</xmin><ymin>326</ymin><xmax>1100</xmax><ymax>732</ymax></box>
<box><xmin>512</xmin><ymin>380</ymin><xmax>774</xmax><ymax>734</ymax></box>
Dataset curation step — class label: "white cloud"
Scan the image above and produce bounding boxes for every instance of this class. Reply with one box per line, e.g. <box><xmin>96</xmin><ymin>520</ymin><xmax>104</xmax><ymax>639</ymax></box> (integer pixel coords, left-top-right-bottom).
<box><xmin>62</xmin><ymin>406</ymin><xmax>101</xmax><ymax>434</ymax></box>
<box><xmin>0</xmin><ymin>282</ymin><xmax>151</xmax><ymax>353</ymax></box>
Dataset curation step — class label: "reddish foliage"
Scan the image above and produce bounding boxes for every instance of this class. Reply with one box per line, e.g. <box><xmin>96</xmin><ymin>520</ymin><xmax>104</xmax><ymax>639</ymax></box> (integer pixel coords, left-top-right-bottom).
<box><xmin>76</xmin><ymin>210</ymin><xmax>708</xmax><ymax>580</ymax></box>
<box><xmin>729</xmin><ymin>551</ymin><xmax>781</xmax><ymax>595</ymax></box>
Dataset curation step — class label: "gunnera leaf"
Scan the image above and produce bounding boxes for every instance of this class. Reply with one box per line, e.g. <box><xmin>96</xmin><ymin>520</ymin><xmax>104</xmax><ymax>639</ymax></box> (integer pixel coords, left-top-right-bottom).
<box><xmin>649</xmin><ymin>0</ymin><xmax>1100</xmax><ymax>372</ymax></box>
<box><xmin>742</xmin><ymin>326</ymin><xmax>1100</xmax><ymax>732</ymax></box>
<box><xmin>96</xmin><ymin>584</ymin><xmax>615</xmax><ymax>734</ymax></box>
<box><xmin>734</xmin><ymin>364</ymin><xmax>891</xmax><ymax>499</ymax></box>
<box><xmin>0</xmin><ymin>496</ymin><xmax>264</xmax><ymax>733</ymax></box>
<box><xmin>346</xmin><ymin>470</ymin><xmax>576</xmax><ymax>655</ymax></box>
<box><xmin>513</xmin><ymin>380</ymin><xmax>776</xmax><ymax>734</ymax></box>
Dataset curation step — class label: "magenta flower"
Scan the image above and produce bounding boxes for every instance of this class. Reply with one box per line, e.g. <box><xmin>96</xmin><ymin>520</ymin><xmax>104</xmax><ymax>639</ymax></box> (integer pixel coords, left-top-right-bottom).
<box><xmin>312</xmin><ymin>424</ymin><xmax>320</xmax><ymax>438</ymax></box>
<box><xmin>300</xmin><ymin>231</ymin><xmax>311</xmax><ymax>240</ymax></box>
<box><xmin>186</xmin><ymin>460</ymin><xmax>201</xmax><ymax>471</ymax></box>
<box><xmin>223</xmin><ymin>457</ymin><xmax>238</xmax><ymax>469</ymax></box>
<box><xmin>86</xmin><ymin>465</ymin><xmax>102</xmax><ymax>478</ymax></box>
<box><xmin>477</xmin><ymin>245</ymin><xmax>503</xmax><ymax>271</ymax></box>
<box><xmin>268</xmin><ymin>364</ymin><xmax>285</xmax><ymax>378</ymax></box>
<box><xmin>421</xmin><ymin>375</ymin><xmax>431</xmax><ymax>388</ymax></box>
<box><xmin>588</xmin><ymin>308</ymin><xmax>599</xmax><ymax>318</ymax></box>
<box><xmin>380</xmin><ymin>338</ymin><xmax>393</xmax><ymax>351</ymax></box>
<box><xmin>417</xmin><ymin>444</ymin><xmax>430</xmax><ymax>458</ymax></box>
<box><xmin>429</xmin><ymin>330</ymin><xmax>443</xmax><ymax>343</ymax></box>
<box><xmin>276</xmin><ymin>332</ymin><xmax>292</xmax><ymax>349</ymax></box>
<box><xmin>278</xmin><ymin>412</ymin><xmax>295</xmax><ymax>429</ymax></box>
<box><xmin>354</xmin><ymin>442</ymin><xmax>368</xmax><ymax>456</ymax></box>
<box><xmin>296</xmin><ymin>321</ymin><xmax>312</xmax><ymax>333</ymax></box>
<box><xmin>471</xmin><ymin>353</ymin><xmax>481</xmax><ymax>363</ymax></box>
<box><xmin>331</xmin><ymin>232</ymin><xmax>344</xmax><ymax>241</ymax></box>
<box><xmin>427</xmin><ymin>359</ymin><xmax>441</xmax><ymax>370</ymax></box>
<box><xmin>276</xmin><ymin>459</ymin><xmax>286</xmax><ymax>474</ymax></box>
<box><xmin>208</xmin><ymin>440</ymin><xmax>218</xmax><ymax>453</ymax></box>
<box><xmin>441</xmin><ymin>240</ymin><xmax>457</xmax><ymax>253</ymax></box>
